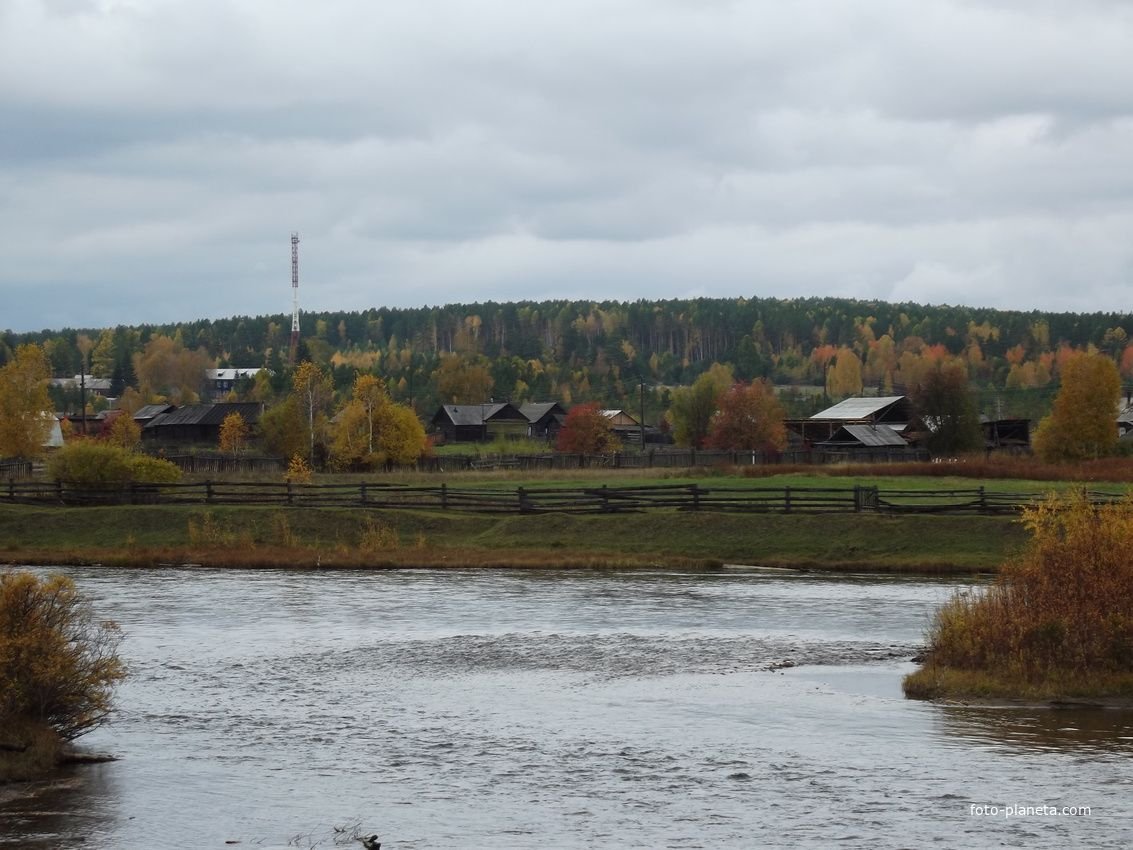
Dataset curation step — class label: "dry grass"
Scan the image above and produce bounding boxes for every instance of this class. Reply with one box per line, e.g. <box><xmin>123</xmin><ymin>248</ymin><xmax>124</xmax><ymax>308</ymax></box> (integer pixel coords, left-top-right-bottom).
<box><xmin>904</xmin><ymin>491</ymin><xmax>1133</xmax><ymax>700</ymax></box>
<box><xmin>743</xmin><ymin>455</ymin><xmax>1133</xmax><ymax>483</ymax></box>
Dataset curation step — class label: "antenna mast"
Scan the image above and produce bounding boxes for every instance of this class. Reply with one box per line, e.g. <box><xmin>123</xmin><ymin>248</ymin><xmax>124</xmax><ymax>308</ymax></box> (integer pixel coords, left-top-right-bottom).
<box><xmin>288</xmin><ymin>232</ymin><xmax>300</xmax><ymax>366</ymax></box>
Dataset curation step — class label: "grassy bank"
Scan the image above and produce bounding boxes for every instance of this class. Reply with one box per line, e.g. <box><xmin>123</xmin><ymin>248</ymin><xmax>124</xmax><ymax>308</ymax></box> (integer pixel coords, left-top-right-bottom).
<box><xmin>0</xmin><ymin>502</ymin><xmax>1026</xmax><ymax>572</ymax></box>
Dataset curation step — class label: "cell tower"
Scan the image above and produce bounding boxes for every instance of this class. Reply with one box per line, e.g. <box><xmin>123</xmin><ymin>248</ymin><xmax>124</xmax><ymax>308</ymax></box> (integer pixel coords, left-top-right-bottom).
<box><xmin>288</xmin><ymin>232</ymin><xmax>300</xmax><ymax>366</ymax></box>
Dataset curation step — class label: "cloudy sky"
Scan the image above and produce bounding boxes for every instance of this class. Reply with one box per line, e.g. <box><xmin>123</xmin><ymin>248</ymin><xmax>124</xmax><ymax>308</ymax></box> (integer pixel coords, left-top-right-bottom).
<box><xmin>3</xmin><ymin>0</ymin><xmax>1133</xmax><ymax>332</ymax></box>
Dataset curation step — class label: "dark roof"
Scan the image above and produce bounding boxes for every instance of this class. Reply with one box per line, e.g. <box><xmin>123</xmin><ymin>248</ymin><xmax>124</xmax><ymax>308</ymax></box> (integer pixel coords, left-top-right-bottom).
<box><xmin>144</xmin><ymin>402</ymin><xmax>263</xmax><ymax>430</ymax></box>
<box><xmin>133</xmin><ymin>403</ymin><xmax>175</xmax><ymax>421</ymax></box>
<box><xmin>520</xmin><ymin>401</ymin><xmax>566</xmax><ymax>422</ymax></box>
<box><xmin>432</xmin><ymin>402</ymin><xmax>526</xmax><ymax>426</ymax></box>
<box><xmin>818</xmin><ymin>423</ymin><xmax>907</xmax><ymax>447</ymax></box>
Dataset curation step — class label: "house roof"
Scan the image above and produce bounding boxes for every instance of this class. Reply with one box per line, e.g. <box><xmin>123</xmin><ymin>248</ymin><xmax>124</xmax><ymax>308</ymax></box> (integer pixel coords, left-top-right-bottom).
<box><xmin>819</xmin><ymin>423</ymin><xmax>907</xmax><ymax>447</ymax></box>
<box><xmin>520</xmin><ymin>401</ymin><xmax>565</xmax><ymax>422</ymax></box>
<box><xmin>433</xmin><ymin>402</ymin><xmax>527</xmax><ymax>427</ymax></box>
<box><xmin>811</xmin><ymin>396</ymin><xmax>908</xmax><ymax>420</ymax></box>
<box><xmin>133</xmin><ymin>403</ymin><xmax>175</xmax><ymax>421</ymax></box>
<box><xmin>207</xmin><ymin>368</ymin><xmax>266</xmax><ymax>381</ymax></box>
<box><xmin>600</xmin><ymin>409</ymin><xmax>640</xmax><ymax>426</ymax></box>
<box><xmin>144</xmin><ymin>402</ymin><xmax>263</xmax><ymax>430</ymax></box>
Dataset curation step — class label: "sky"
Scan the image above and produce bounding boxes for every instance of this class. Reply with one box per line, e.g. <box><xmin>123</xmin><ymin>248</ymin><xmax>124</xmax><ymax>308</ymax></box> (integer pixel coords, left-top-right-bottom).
<box><xmin>3</xmin><ymin>0</ymin><xmax>1133</xmax><ymax>333</ymax></box>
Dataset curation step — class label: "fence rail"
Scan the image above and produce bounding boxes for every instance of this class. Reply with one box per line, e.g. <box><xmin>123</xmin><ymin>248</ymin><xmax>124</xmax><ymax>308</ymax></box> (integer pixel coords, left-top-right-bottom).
<box><xmin>0</xmin><ymin>479</ymin><xmax>1109</xmax><ymax>515</ymax></box>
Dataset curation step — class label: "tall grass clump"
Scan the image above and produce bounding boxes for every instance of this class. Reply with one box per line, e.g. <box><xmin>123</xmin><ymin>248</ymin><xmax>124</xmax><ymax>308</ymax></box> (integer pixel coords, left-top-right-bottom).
<box><xmin>904</xmin><ymin>490</ymin><xmax>1133</xmax><ymax>700</ymax></box>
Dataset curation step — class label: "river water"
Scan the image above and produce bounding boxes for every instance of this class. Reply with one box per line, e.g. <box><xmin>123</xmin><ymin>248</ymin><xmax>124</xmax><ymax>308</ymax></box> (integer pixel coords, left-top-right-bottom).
<box><xmin>1</xmin><ymin>567</ymin><xmax>1131</xmax><ymax>849</ymax></box>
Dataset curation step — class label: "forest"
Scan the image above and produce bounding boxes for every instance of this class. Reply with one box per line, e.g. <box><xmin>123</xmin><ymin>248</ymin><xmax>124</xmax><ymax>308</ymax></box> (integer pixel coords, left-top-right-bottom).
<box><xmin>4</xmin><ymin>295</ymin><xmax>1133</xmax><ymax>423</ymax></box>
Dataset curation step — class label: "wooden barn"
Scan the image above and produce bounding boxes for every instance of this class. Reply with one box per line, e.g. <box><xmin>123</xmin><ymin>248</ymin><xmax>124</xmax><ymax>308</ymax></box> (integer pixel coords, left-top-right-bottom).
<box><xmin>521</xmin><ymin>401</ymin><xmax>567</xmax><ymax>441</ymax></box>
<box><xmin>430</xmin><ymin>402</ymin><xmax>529</xmax><ymax>443</ymax></box>
<box><xmin>142</xmin><ymin>402</ymin><xmax>264</xmax><ymax>446</ymax></box>
<box><xmin>787</xmin><ymin>395</ymin><xmax>921</xmax><ymax>445</ymax></box>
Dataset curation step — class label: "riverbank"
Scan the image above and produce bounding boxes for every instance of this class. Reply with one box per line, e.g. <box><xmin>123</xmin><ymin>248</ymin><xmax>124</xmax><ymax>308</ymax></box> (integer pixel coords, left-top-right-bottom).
<box><xmin>0</xmin><ymin>503</ymin><xmax>1026</xmax><ymax>572</ymax></box>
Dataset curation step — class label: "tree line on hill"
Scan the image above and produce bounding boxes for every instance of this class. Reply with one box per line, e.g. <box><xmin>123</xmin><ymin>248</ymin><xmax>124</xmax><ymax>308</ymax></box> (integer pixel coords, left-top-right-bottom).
<box><xmin>4</xmin><ymin>296</ymin><xmax>1133</xmax><ymax>424</ymax></box>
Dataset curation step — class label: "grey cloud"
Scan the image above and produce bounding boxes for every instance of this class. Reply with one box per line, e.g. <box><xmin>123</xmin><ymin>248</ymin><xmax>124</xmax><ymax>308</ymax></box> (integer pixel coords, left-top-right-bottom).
<box><xmin>3</xmin><ymin>0</ymin><xmax>1133</xmax><ymax>331</ymax></box>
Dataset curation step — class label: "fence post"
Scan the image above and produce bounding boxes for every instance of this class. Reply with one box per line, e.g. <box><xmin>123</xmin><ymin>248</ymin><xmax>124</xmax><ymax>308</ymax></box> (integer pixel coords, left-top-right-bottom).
<box><xmin>785</xmin><ymin>486</ymin><xmax>792</xmax><ymax>514</ymax></box>
<box><xmin>853</xmin><ymin>484</ymin><xmax>861</xmax><ymax>513</ymax></box>
<box><xmin>360</xmin><ymin>483</ymin><xmax>367</xmax><ymax>506</ymax></box>
<box><xmin>518</xmin><ymin>486</ymin><xmax>530</xmax><ymax>513</ymax></box>
<box><xmin>286</xmin><ymin>481</ymin><xmax>294</xmax><ymax>506</ymax></box>
<box><xmin>600</xmin><ymin>484</ymin><xmax>610</xmax><ymax>512</ymax></box>
<box><xmin>440</xmin><ymin>482</ymin><xmax>448</xmax><ymax>510</ymax></box>
<box><xmin>7</xmin><ymin>477</ymin><xmax>12</xmax><ymax>500</ymax></box>
<box><xmin>205</xmin><ymin>480</ymin><xmax>214</xmax><ymax>504</ymax></box>
<box><xmin>690</xmin><ymin>485</ymin><xmax>700</xmax><ymax>512</ymax></box>
<box><xmin>56</xmin><ymin>479</ymin><xmax>63</xmax><ymax>502</ymax></box>
<box><xmin>978</xmin><ymin>485</ymin><xmax>986</xmax><ymax>513</ymax></box>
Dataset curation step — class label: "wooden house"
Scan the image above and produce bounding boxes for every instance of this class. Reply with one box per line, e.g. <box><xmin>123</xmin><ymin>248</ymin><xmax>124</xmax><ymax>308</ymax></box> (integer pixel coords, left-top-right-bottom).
<box><xmin>430</xmin><ymin>402</ymin><xmax>529</xmax><ymax>443</ymax></box>
<box><xmin>521</xmin><ymin>402</ymin><xmax>567</xmax><ymax>441</ymax></box>
<box><xmin>206</xmin><ymin>368</ymin><xmax>268</xmax><ymax>401</ymax></box>
<box><xmin>142</xmin><ymin>402</ymin><xmax>264</xmax><ymax>446</ymax></box>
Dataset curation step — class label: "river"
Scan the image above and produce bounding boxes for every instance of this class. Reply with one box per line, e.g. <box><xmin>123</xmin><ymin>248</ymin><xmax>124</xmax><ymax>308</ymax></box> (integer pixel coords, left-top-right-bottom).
<box><xmin>1</xmin><ymin>567</ymin><xmax>1131</xmax><ymax>849</ymax></box>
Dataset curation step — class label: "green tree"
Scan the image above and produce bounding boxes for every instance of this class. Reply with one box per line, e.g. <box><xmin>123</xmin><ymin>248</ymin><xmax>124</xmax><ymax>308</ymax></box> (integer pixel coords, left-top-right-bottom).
<box><xmin>667</xmin><ymin>363</ymin><xmax>733</xmax><ymax>448</ymax></box>
<box><xmin>0</xmin><ymin>571</ymin><xmax>125</xmax><ymax>743</ymax></box>
<box><xmin>556</xmin><ymin>402</ymin><xmax>620</xmax><ymax>453</ymax></box>
<box><xmin>912</xmin><ymin>364</ymin><xmax>983</xmax><ymax>456</ymax></box>
<box><xmin>705</xmin><ymin>379</ymin><xmax>788</xmax><ymax>452</ymax></box>
<box><xmin>1032</xmin><ymin>352</ymin><xmax>1121</xmax><ymax>462</ymax></box>
<box><xmin>0</xmin><ymin>344</ymin><xmax>53</xmax><ymax>459</ymax></box>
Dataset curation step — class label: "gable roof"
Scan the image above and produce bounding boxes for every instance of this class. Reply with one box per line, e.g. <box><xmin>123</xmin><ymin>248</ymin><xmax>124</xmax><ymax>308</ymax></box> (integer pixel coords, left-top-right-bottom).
<box><xmin>520</xmin><ymin>401</ymin><xmax>566</xmax><ymax>423</ymax></box>
<box><xmin>432</xmin><ymin>402</ymin><xmax>527</xmax><ymax>427</ymax></box>
<box><xmin>811</xmin><ymin>396</ymin><xmax>908</xmax><ymax>421</ymax></box>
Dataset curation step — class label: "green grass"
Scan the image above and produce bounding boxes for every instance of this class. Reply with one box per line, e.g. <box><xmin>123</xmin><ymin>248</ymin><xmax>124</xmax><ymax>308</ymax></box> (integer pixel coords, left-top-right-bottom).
<box><xmin>0</xmin><ymin>502</ymin><xmax>1027</xmax><ymax>572</ymax></box>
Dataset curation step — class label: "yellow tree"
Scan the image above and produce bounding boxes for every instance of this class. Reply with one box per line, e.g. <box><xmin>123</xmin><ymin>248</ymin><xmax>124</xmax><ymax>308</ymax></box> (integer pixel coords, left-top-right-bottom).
<box><xmin>0</xmin><ymin>344</ymin><xmax>53</xmax><ymax>459</ymax></box>
<box><xmin>433</xmin><ymin>353</ymin><xmax>494</xmax><ymax>404</ymax></box>
<box><xmin>133</xmin><ymin>335</ymin><xmax>212</xmax><ymax>403</ymax></box>
<box><xmin>292</xmin><ymin>361</ymin><xmax>334</xmax><ymax>467</ymax></box>
<box><xmin>826</xmin><ymin>347</ymin><xmax>863</xmax><ymax>400</ymax></box>
<box><xmin>104</xmin><ymin>413</ymin><xmax>142</xmax><ymax>451</ymax></box>
<box><xmin>219</xmin><ymin>412</ymin><xmax>250</xmax><ymax>460</ymax></box>
<box><xmin>0</xmin><ymin>571</ymin><xmax>125</xmax><ymax>743</ymax></box>
<box><xmin>377</xmin><ymin>404</ymin><xmax>427</xmax><ymax>466</ymax></box>
<box><xmin>353</xmin><ymin>374</ymin><xmax>389</xmax><ymax>456</ymax></box>
<box><xmin>1032</xmin><ymin>352</ymin><xmax>1121</xmax><ymax>462</ymax></box>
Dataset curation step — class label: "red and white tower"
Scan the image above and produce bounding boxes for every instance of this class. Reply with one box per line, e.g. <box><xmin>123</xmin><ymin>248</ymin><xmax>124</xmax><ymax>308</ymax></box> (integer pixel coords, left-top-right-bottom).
<box><xmin>288</xmin><ymin>232</ymin><xmax>300</xmax><ymax>366</ymax></box>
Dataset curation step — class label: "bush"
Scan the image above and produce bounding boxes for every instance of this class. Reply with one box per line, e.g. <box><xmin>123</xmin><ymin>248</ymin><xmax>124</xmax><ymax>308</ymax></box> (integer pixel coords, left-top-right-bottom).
<box><xmin>905</xmin><ymin>491</ymin><xmax>1133</xmax><ymax>698</ymax></box>
<box><xmin>0</xmin><ymin>571</ymin><xmax>125</xmax><ymax>747</ymax></box>
<box><xmin>47</xmin><ymin>442</ymin><xmax>181</xmax><ymax>487</ymax></box>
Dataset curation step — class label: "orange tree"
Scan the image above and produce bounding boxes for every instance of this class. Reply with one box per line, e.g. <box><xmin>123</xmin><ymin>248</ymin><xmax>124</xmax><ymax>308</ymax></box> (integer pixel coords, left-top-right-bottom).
<box><xmin>705</xmin><ymin>379</ymin><xmax>788</xmax><ymax>452</ymax></box>
<box><xmin>557</xmin><ymin>402</ymin><xmax>620</xmax><ymax>453</ymax></box>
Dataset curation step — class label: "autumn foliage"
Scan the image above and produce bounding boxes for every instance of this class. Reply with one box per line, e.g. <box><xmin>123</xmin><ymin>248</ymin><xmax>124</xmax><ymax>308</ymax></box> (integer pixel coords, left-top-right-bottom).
<box><xmin>557</xmin><ymin>402</ymin><xmax>620</xmax><ymax>453</ymax></box>
<box><xmin>0</xmin><ymin>571</ymin><xmax>125</xmax><ymax>745</ymax></box>
<box><xmin>706</xmin><ymin>380</ymin><xmax>787</xmax><ymax>452</ymax></box>
<box><xmin>1032</xmin><ymin>352</ymin><xmax>1121</xmax><ymax>462</ymax></box>
<box><xmin>905</xmin><ymin>491</ymin><xmax>1133</xmax><ymax>698</ymax></box>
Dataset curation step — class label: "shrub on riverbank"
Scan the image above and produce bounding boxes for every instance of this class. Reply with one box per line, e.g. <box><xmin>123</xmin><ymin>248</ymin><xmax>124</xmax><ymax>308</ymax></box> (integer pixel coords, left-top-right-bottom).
<box><xmin>0</xmin><ymin>571</ymin><xmax>125</xmax><ymax>781</ymax></box>
<box><xmin>47</xmin><ymin>442</ymin><xmax>181</xmax><ymax>487</ymax></box>
<box><xmin>904</xmin><ymin>491</ymin><xmax>1133</xmax><ymax>700</ymax></box>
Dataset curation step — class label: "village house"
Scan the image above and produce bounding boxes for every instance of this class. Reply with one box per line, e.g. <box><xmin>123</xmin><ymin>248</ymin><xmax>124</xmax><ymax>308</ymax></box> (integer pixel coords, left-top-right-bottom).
<box><xmin>141</xmin><ymin>402</ymin><xmax>264</xmax><ymax>447</ymax></box>
<box><xmin>520</xmin><ymin>401</ymin><xmax>567</xmax><ymax>442</ymax></box>
<box><xmin>430</xmin><ymin>402</ymin><xmax>529</xmax><ymax>443</ymax></box>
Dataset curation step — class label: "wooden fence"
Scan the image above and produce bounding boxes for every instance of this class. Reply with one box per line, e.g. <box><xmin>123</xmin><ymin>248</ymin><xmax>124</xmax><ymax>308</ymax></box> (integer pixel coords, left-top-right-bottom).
<box><xmin>420</xmin><ymin>447</ymin><xmax>929</xmax><ymax>472</ymax></box>
<box><xmin>0</xmin><ymin>479</ymin><xmax>1110</xmax><ymax>515</ymax></box>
